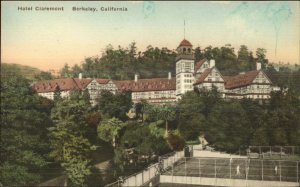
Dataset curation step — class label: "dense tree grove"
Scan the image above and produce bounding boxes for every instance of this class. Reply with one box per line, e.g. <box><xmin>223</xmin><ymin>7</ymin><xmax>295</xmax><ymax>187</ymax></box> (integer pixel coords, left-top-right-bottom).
<box><xmin>59</xmin><ymin>43</ymin><xmax>270</xmax><ymax>79</ymax></box>
<box><xmin>59</xmin><ymin>42</ymin><xmax>300</xmax><ymax>94</ymax></box>
<box><xmin>49</xmin><ymin>93</ymin><xmax>95</xmax><ymax>186</ymax></box>
<box><xmin>0</xmin><ymin>75</ymin><xmax>52</xmax><ymax>186</ymax></box>
<box><xmin>1</xmin><ymin>42</ymin><xmax>299</xmax><ymax>186</ymax></box>
<box><xmin>177</xmin><ymin>88</ymin><xmax>300</xmax><ymax>153</ymax></box>
<box><xmin>96</xmin><ymin>90</ymin><xmax>133</xmax><ymax>121</ymax></box>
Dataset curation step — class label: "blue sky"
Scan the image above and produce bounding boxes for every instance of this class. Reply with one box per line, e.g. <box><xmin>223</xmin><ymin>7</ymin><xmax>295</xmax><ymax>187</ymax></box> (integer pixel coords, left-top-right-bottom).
<box><xmin>1</xmin><ymin>1</ymin><xmax>299</xmax><ymax>70</ymax></box>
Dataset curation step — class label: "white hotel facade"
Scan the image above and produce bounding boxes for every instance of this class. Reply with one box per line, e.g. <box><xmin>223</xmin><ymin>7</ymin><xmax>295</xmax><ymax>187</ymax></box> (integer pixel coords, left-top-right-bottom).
<box><xmin>32</xmin><ymin>39</ymin><xmax>280</xmax><ymax>104</ymax></box>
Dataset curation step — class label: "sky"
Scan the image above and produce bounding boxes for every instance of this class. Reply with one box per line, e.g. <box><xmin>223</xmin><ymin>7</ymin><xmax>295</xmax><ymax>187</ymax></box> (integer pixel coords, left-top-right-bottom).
<box><xmin>1</xmin><ymin>1</ymin><xmax>299</xmax><ymax>71</ymax></box>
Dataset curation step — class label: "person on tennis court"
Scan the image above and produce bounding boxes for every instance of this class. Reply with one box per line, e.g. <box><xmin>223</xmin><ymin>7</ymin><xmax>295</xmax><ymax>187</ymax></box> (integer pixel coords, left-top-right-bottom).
<box><xmin>236</xmin><ymin>165</ymin><xmax>240</xmax><ymax>175</ymax></box>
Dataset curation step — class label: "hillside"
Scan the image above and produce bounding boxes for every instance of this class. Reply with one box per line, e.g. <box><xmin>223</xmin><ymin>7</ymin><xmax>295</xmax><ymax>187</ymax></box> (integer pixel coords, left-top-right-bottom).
<box><xmin>270</xmin><ymin>63</ymin><xmax>300</xmax><ymax>71</ymax></box>
<box><xmin>1</xmin><ymin>63</ymin><xmax>41</xmax><ymax>80</ymax></box>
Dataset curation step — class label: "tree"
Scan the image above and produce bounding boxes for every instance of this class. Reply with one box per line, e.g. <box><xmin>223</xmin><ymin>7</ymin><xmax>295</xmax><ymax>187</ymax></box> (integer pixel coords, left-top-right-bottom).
<box><xmin>0</xmin><ymin>75</ymin><xmax>51</xmax><ymax>186</ymax></box>
<box><xmin>97</xmin><ymin>117</ymin><xmax>126</xmax><ymax>147</ymax></box>
<box><xmin>71</xmin><ymin>64</ymin><xmax>83</xmax><ymax>78</ymax></box>
<box><xmin>142</xmin><ymin>103</ymin><xmax>176</xmax><ymax>137</ymax></box>
<box><xmin>194</xmin><ymin>46</ymin><xmax>204</xmax><ymax>62</ymax></box>
<box><xmin>178</xmin><ymin>91</ymin><xmax>204</xmax><ymax>140</ymax></box>
<box><xmin>69</xmin><ymin>90</ymin><xmax>91</xmax><ymax>107</ymax></box>
<box><xmin>237</xmin><ymin>45</ymin><xmax>250</xmax><ymax>71</ymax></box>
<box><xmin>179</xmin><ymin>114</ymin><xmax>206</xmax><ymax>141</ymax></box>
<box><xmin>167</xmin><ymin>134</ymin><xmax>185</xmax><ymax>151</ymax></box>
<box><xmin>49</xmin><ymin>98</ymin><xmax>95</xmax><ymax>186</ymax></box>
<box><xmin>265</xmin><ymin>90</ymin><xmax>300</xmax><ymax>145</ymax></box>
<box><xmin>60</xmin><ymin>63</ymin><xmax>72</xmax><ymax>78</ymax></box>
<box><xmin>116</xmin><ymin>122</ymin><xmax>170</xmax><ymax>172</ymax></box>
<box><xmin>256</xmin><ymin>48</ymin><xmax>268</xmax><ymax>69</ymax></box>
<box><xmin>53</xmin><ymin>86</ymin><xmax>62</xmax><ymax>101</ymax></box>
<box><xmin>156</xmin><ymin>105</ymin><xmax>175</xmax><ymax>137</ymax></box>
<box><xmin>34</xmin><ymin>71</ymin><xmax>54</xmax><ymax>80</ymax></box>
<box><xmin>206</xmin><ymin>101</ymin><xmax>251</xmax><ymax>153</ymax></box>
<box><xmin>96</xmin><ymin>90</ymin><xmax>132</xmax><ymax>121</ymax></box>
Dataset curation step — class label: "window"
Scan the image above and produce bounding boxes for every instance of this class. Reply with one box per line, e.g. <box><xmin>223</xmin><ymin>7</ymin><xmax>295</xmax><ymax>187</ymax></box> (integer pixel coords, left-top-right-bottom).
<box><xmin>185</xmin><ymin>62</ymin><xmax>191</xmax><ymax>72</ymax></box>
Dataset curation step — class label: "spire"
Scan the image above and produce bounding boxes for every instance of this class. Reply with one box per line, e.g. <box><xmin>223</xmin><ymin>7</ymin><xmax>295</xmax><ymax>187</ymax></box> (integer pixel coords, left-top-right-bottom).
<box><xmin>184</xmin><ymin>20</ymin><xmax>186</xmax><ymax>39</ymax></box>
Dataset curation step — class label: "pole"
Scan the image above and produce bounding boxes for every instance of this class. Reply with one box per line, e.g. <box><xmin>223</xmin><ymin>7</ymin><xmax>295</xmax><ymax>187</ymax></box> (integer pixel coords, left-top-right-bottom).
<box><xmin>149</xmin><ymin>166</ymin><xmax>151</xmax><ymax>182</ymax></box>
<box><xmin>199</xmin><ymin>158</ymin><xmax>201</xmax><ymax>177</ymax></box>
<box><xmin>297</xmin><ymin>161</ymin><xmax>299</xmax><ymax>183</ymax></box>
<box><xmin>279</xmin><ymin>161</ymin><xmax>281</xmax><ymax>182</ymax></box>
<box><xmin>142</xmin><ymin>170</ymin><xmax>144</xmax><ymax>185</ymax></box>
<box><xmin>184</xmin><ymin>20</ymin><xmax>186</xmax><ymax>39</ymax></box>
<box><xmin>215</xmin><ymin>159</ymin><xmax>217</xmax><ymax>179</ymax></box>
<box><xmin>215</xmin><ymin>159</ymin><xmax>217</xmax><ymax>186</ymax></box>
<box><xmin>172</xmin><ymin>157</ymin><xmax>174</xmax><ymax>176</ymax></box>
<box><xmin>230</xmin><ymin>159</ymin><xmax>232</xmax><ymax>179</ymax></box>
<box><xmin>259</xmin><ymin>147</ymin><xmax>261</xmax><ymax>158</ymax></box>
<box><xmin>245</xmin><ymin>159</ymin><xmax>248</xmax><ymax>181</ymax></box>
<box><xmin>262</xmin><ymin>160</ymin><xmax>264</xmax><ymax>181</ymax></box>
<box><xmin>185</xmin><ymin>157</ymin><xmax>187</xmax><ymax>177</ymax></box>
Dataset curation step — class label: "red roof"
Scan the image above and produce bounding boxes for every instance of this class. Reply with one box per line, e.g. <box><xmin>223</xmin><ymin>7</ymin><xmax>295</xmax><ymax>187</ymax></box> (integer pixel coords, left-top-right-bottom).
<box><xmin>114</xmin><ymin>77</ymin><xmax>176</xmax><ymax>92</ymax></box>
<box><xmin>32</xmin><ymin>78</ymin><xmax>110</xmax><ymax>93</ymax></box>
<box><xmin>32</xmin><ymin>78</ymin><xmax>82</xmax><ymax>93</ymax></box>
<box><xmin>96</xmin><ymin>79</ymin><xmax>110</xmax><ymax>84</ymax></box>
<box><xmin>224</xmin><ymin>70</ymin><xmax>260</xmax><ymax>89</ymax></box>
<box><xmin>73</xmin><ymin>78</ymin><xmax>92</xmax><ymax>89</ymax></box>
<box><xmin>194</xmin><ymin>58</ymin><xmax>207</xmax><ymax>72</ymax></box>
<box><xmin>179</xmin><ymin>39</ymin><xmax>192</xmax><ymax>47</ymax></box>
<box><xmin>194</xmin><ymin>68</ymin><xmax>213</xmax><ymax>85</ymax></box>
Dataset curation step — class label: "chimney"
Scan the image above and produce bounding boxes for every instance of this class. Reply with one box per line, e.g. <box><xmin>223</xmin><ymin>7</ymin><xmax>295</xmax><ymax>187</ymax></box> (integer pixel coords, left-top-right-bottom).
<box><xmin>134</xmin><ymin>74</ymin><xmax>138</xmax><ymax>82</ymax></box>
<box><xmin>256</xmin><ymin>62</ymin><xmax>261</xmax><ymax>71</ymax></box>
<box><xmin>168</xmin><ymin>72</ymin><xmax>171</xmax><ymax>80</ymax></box>
<box><xmin>79</xmin><ymin>73</ymin><xmax>82</xmax><ymax>79</ymax></box>
<box><xmin>210</xmin><ymin>59</ymin><xmax>215</xmax><ymax>68</ymax></box>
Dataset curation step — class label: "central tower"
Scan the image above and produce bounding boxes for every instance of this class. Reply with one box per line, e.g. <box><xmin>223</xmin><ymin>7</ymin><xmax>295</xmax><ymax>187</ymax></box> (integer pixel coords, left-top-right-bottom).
<box><xmin>175</xmin><ymin>39</ymin><xmax>195</xmax><ymax>99</ymax></box>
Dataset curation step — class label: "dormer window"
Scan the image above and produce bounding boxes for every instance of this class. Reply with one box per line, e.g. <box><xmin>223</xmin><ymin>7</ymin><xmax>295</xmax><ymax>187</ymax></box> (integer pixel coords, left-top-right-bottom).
<box><xmin>188</xmin><ymin>48</ymin><xmax>191</xmax><ymax>53</ymax></box>
<box><xmin>183</xmin><ymin>48</ymin><xmax>186</xmax><ymax>53</ymax></box>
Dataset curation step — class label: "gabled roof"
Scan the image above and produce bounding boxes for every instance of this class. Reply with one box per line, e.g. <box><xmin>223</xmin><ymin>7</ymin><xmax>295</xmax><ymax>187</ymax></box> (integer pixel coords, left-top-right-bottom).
<box><xmin>95</xmin><ymin>79</ymin><xmax>110</xmax><ymax>84</ymax></box>
<box><xmin>32</xmin><ymin>78</ymin><xmax>110</xmax><ymax>93</ymax></box>
<box><xmin>194</xmin><ymin>58</ymin><xmax>208</xmax><ymax>72</ymax></box>
<box><xmin>194</xmin><ymin>68</ymin><xmax>213</xmax><ymax>85</ymax></box>
<box><xmin>179</xmin><ymin>39</ymin><xmax>192</xmax><ymax>47</ymax></box>
<box><xmin>224</xmin><ymin>70</ymin><xmax>260</xmax><ymax>89</ymax></box>
<box><xmin>73</xmin><ymin>78</ymin><xmax>92</xmax><ymax>89</ymax></box>
<box><xmin>32</xmin><ymin>78</ymin><xmax>82</xmax><ymax>93</ymax></box>
<box><xmin>114</xmin><ymin>77</ymin><xmax>176</xmax><ymax>92</ymax></box>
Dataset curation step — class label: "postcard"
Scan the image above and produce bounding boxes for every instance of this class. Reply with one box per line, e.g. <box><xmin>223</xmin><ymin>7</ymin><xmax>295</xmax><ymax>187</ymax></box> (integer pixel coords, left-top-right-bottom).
<box><xmin>1</xmin><ymin>1</ymin><xmax>299</xmax><ymax>187</ymax></box>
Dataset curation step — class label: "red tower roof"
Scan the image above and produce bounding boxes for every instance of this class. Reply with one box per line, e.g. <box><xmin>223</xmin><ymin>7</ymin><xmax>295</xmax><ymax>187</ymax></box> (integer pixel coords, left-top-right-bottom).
<box><xmin>179</xmin><ymin>39</ymin><xmax>192</xmax><ymax>47</ymax></box>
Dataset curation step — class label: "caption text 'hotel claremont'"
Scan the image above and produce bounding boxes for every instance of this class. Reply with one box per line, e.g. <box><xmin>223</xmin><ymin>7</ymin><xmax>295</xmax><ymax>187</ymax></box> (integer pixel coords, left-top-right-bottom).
<box><xmin>17</xmin><ymin>6</ymin><xmax>128</xmax><ymax>12</ymax></box>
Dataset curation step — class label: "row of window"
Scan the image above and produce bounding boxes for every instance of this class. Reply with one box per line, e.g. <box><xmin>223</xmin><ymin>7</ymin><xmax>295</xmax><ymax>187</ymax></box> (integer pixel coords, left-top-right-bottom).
<box><xmin>207</xmin><ymin>78</ymin><xmax>220</xmax><ymax>82</ymax></box>
<box><xmin>184</xmin><ymin>79</ymin><xmax>193</xmax><ymax>83</ymax></box>
<box><xmin>184</xmin><ymin>74</ymin><xmax>193</xmax><ymax>77</ymax></box>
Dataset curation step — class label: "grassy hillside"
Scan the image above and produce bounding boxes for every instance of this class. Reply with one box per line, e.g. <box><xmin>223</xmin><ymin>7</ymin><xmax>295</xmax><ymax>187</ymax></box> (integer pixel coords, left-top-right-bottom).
<box><xmin>1</xmin><ymin>63</ymin><xmax>41</xmax><ymax>80</ymax></box>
